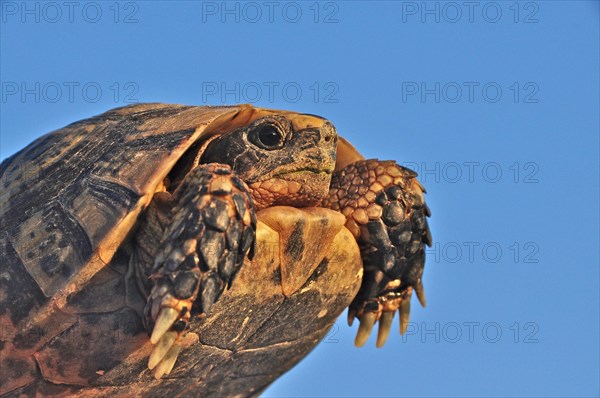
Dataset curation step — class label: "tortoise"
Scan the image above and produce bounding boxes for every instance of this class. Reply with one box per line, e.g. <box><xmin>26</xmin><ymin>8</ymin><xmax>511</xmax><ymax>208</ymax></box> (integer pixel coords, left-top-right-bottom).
<box><xmin>0</xmin><ymin>103</ymin><xmax>431</xmax><ymax>397</ymax></box>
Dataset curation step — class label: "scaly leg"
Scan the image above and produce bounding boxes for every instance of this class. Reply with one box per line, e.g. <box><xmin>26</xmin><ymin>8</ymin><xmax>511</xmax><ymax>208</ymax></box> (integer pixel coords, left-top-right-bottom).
<box><xmin>143</xmin><ymin>163</ymin><xmax>256</xmax><ymax>378</ymax></box>
<box><xmin>322</xmin><ymin>159</ymin><xmax>432</xmax><ymax>348</ymax></box>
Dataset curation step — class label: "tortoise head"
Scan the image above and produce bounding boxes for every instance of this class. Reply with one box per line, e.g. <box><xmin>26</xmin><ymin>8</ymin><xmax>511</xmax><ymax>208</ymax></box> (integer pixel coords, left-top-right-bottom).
<box><xmin>200</xmin><ymin>113</ymin><xmax>337</xmax><ymax>209</ymax></box>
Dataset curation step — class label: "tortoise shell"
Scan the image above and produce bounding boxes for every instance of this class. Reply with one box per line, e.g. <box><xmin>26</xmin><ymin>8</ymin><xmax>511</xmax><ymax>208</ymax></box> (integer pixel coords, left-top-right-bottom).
<box><xmin>0</xmin><ymin>104</ymin><xmax>366</xmax><ymax>397</ymax></box>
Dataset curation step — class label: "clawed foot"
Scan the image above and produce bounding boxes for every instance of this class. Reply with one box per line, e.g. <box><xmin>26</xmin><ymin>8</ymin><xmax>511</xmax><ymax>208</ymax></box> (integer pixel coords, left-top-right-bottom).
<box><xmin>145</xmin><ymin>286</ymin><xmax>195</xmax><ymax>378</ymax></box>
<box><xmin>349</xmin><ymin>281</ymin><xmax>427</xmax><ymax>348</ymax></box>
<box><xmin>324</xmin><ymin>159</ymin><xmax>431</xmax><ymax>349</ymax></box>
<box><xmin>142</xmin><ymin>164</ymin><xmax>256</xmax><ymax>379</ymax></box>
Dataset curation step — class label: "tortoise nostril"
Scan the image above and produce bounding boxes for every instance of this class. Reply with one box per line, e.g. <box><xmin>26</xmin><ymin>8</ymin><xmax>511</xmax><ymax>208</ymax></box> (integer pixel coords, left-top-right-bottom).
<box><xmin>324</xmin><ymin>135</ymin><xmax>332</xmax><ymax>143</ymax></box>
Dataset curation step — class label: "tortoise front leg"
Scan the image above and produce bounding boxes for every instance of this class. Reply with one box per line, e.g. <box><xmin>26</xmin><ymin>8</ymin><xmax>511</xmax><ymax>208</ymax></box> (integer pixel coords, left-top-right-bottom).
<box><xmin>143</xmin><ymin>163</ymin><xmax>256</xmax><ymax>378</ymax></box>
<box><xmin>322</xmin><ymin>159</ymin><xmax>432</xmax><ymax>348</ymax></box>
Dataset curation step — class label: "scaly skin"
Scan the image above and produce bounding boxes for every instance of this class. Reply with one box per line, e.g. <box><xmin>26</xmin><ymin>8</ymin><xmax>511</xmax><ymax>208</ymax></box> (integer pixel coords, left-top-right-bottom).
<box><xmin>0</xmin><ymin>103</ymin><xmax>432</xmax><ymax>396</ymax></box>
<box><xmin>323</xmin><ymin>159</ymin><xmax>431</xmax><ymax>347</ymax></box>
<box><xmin>143</xmin><ymin>164</ymin><xmax>256</xmax><ymax>378</ymax></box>
<box><xmin>142</xmin><ymin>114</ymin><xmax>337</xmax><ymax>378</ymax></box>
<box><xmin>141</xmin><ymin>114</ymin><xmax>431</xmax><ymax>378</ymax></box>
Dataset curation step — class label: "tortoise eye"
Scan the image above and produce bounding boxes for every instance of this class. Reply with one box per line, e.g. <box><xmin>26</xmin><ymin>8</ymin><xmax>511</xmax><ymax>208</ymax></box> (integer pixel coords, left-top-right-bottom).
<box><xmin>249</xmin><ymin>124</ymin><xmax>285</xmax><ymax>150</ymax></box>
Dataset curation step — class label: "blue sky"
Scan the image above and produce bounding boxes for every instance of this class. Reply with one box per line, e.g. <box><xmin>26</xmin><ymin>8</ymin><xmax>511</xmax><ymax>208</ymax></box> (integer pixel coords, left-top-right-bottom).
<box><xmin>1</xmin><ymin>1</ymin><xmax>598</xmax><ymax>397</ymax></box>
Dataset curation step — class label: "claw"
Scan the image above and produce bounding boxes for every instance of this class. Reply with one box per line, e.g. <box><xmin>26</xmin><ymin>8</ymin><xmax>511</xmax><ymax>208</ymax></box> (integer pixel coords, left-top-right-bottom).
<box><xmin>151</xmin><ymin>307</ymin><xmax>179</xmax><ymax>344</ymax></box>
<box><xmin>354</xmin><ymin>312</ymin><xmax>377</xmax><ymax>347</ymax></box>
<box><xmin>153</xmin><ymin>344</ymin><xmax>182</xmax><ymax>379</ymax></box>
<box><xmin>347</xmin><ymin>308</ymin><xmax>356</xmax><ymax>326</ymax></box>
<box><xmin>148</xmin><ymin>331</ymin><xmax>178</xmax><ymax>370</ymax></box>
<box><xmin>376</xmin><ymin>311</ymin><xmax>395</xmax><ymax>348</ymax></box>
<box><xmin>415</xmin><ymin>282</ymin><xmax>426</xmax><ymax>307</ymax></box>
<box><xmin>399</xmin><ymin>295</ymin><xmax>411</xmax><ymax>335</ymax></box>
